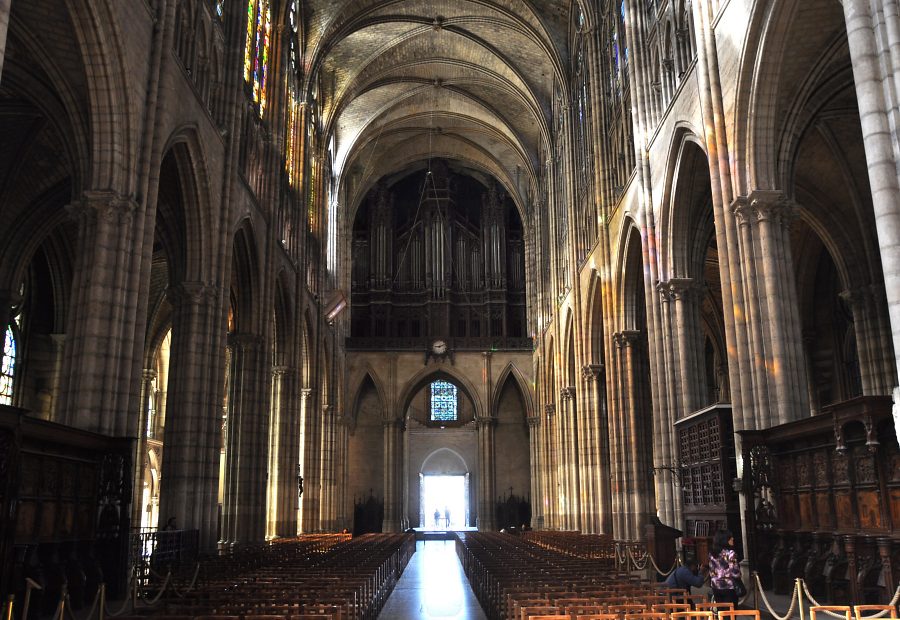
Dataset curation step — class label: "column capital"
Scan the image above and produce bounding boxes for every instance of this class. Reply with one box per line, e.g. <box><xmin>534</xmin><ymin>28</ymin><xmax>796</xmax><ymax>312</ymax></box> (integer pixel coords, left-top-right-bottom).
<box><xmin>527</xmin><ymin>416</ymin><xmax>541</xmax><ymax>428</ymax></box>
<box><xmin>656</xmin><ymin>281</ymin><xmax>673</xmax><ymax>302</ymax></box>
<box><xmin>300</xmin><ymin>388</ymin><xmax>314</xmax><ymax>400</ymax></box>
<box><xmin>731</xmin><ymin>195</ymin><xmax>753</xmax><ymax>226</ymax></box>
<box><xmin>228</xmin><ymin>332</ymin><xmax>263</xmax><ymax>350</ymax></box>
<box><xmin>475</xmin><ymin>416</ymin><xmax>497</xmax><ymax>428</ymax></box>
<box><xmin>614</xmin><ymin>330</ymin><xmax>642</xmax><ymax>348</ymax></box>
<box><xmin>748</xmin><ymin>189</ymin><xmax>796</xmax><ymax>226</ymax></box>
<box><xmin>167</xmin><ymin>281</ymin><xmax>220</xmax><ymax>307</ymax></box>
<box><xmin>142</xmin><ymin>368</ymin><xmax>158</xmax><ymax>382</ymax></box>
<box><xmin>560</xmin><ymin>386</ymin><xmax>576</xmax><ymax>401</ymax></box>
<box><xmin>0</xmin><ymin>288</ymin><xmax>23</xmax><ymax>313</ymax></box>
<box><xmin>68</xmin><ymin>190</ymin><xmax>140</xmax><ymax>225</ymax></box>
<box><xmin>582</xmin><ymin>363</ymin><xmax>603</xmax><ymax>380</ymax></box>
<box><xmin>381</xmin><ymin>418</ymin><xmax>402</xmax><ymax>429</ymax></box>
<box><xmin>272</xmin><ymin>365</ymin><xmax>290</xmax><ymax>377</ymax></box>
<box><xmin>667</xmin><ymin>277</ymin><xmax>695</xmax><ymax>299</ymax></box>
<box><xmin>544</xmin><ymin>403</ymin><xmax>555</xmax><ymax>417</ymax></box>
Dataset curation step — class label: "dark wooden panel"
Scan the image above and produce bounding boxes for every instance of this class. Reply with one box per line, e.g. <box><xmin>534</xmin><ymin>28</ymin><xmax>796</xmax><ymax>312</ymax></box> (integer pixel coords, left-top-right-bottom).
<box><xmin>835</xmin><ymin>490</ymin><xmax>854</xmax><ymax>530</ymax></box>
<box><xmin>815</xmin><ymin>493</ymin><xmax>833</xmax><ymax>529</ymax></box>
<box><xmin>799</xmin><ymin>492</ymin><xmax>813</xmax><ymax>529</ymax></box>
<box><xmin>856</xmin><ymin>490</ymin><xmax>882</xmax><ymax>529</ymax></box>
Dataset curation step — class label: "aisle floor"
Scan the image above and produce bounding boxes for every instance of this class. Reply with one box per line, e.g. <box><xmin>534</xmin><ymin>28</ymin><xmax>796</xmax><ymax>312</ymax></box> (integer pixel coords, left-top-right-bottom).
<box><xmin>378</xmin><ymin>540</ymin><xmax>488</xmax><ymax>620</ymax></box>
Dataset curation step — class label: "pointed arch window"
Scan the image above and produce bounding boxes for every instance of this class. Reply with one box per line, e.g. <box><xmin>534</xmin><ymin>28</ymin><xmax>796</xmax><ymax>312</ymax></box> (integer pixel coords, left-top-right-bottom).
<box><xmin>1</xmin><ymin>314</ymin><xmax>20</xmax><ymax>406</ymax></box>
<box><xmin>285</xmin><ymin>0</ymin><xmax>302</xmax><ymax>188</ymax></box>
<box><xmin>244</xmin><ymin>0</ymin><xmax>272</xmax><ymax>115</ymax></box>
<box><xmin>430</xmin><ymin>380</ymin><xmax>457</xmax><ymax>422</ymax></box>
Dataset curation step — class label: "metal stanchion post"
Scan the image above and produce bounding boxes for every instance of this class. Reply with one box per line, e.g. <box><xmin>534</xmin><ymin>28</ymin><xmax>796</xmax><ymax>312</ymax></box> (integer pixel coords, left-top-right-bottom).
<box><xmin>22</xmin><ymin>578</ymin><xmax>42</xmax><ymax>620</ymax></box>
<box><xmin>4</xmin><ymin>595</ymin><xmax>14</xmax><ymax>620</ymax></box>
<box><xmin>796</xmin><ymin>578</ymin><xmax>804</xmax><ymax>620</ymax></box>
<box><xmin>58</xmin><ymin>585</ymin><xmax>68</xmax><ymax>620</ymax></box>
<box><xmin>753</xmin><ymin>571</ymin><xmax>759</xmax><ymax>612</ymax></box>
<box><xmin>98</xmin><ymin>584</ymin><xmax>106</xmax><ymax>620</ymax></box>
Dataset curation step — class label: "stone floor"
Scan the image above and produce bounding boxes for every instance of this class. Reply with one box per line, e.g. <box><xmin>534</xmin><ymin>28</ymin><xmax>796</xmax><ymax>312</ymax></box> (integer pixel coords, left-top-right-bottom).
<box><xmin>378</xmin><ymin>540</ymin><xmax>488</xmax><ymax>620</ymax></box>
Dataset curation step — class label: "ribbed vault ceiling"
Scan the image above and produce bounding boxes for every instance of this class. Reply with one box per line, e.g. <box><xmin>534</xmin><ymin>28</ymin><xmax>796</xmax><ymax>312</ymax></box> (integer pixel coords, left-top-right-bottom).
<box><xmin>302</xmin><ymin>0</ymin><xmax>573</xmax><ymax>214</ymax></box>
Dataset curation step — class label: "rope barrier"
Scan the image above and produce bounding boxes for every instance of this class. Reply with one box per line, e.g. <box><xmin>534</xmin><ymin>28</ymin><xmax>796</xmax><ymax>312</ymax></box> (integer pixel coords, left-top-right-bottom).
<box><xmin>800</xmin><ymin>580</ymin><xmax>900</xmax><ymax>618</ymax></box>
<box><xmin>137</xmin><ymin>572</ymin><xmax>172</xmax><ymax>606</ymax></box>
<box><xmin>78</xmin><ymin>583</ymin><xmax>103</xmax><ymax>620</ymax></box>
<box><xmin>21</xmin><ymin>577</ymin><xmax>42</xmax><ymax>620</ymax></box>
<box><xmin>753</xmin><ymin>573</ymin><xmax>799</xmax><ymax>620</ymax></box>
<box><xmin>171</xmin><ymin>563</ymin><xmax>202</xmax><ymax>598</ymax></box>
<box><xmin>104</xmin><ymin>576</ymin><xmax>135</xmax><ymax>617</ymax></box>
<box><xmin>49</xmin><ymin>585</ymin><xmax>67</xmax><ymax>620</ymax></box>
<box><xmin>647</xmin><ymin>553</ymin><xmax>679</xmax><ymax>577</ymax></box>
<box><xmin>627</xmin><ymin>546</ymin><xmax>650</xmax><ymax>570</ymax></box>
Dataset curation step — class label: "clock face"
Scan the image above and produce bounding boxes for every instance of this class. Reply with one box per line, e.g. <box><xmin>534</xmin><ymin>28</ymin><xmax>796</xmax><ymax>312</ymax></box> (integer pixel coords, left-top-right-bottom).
<box><xmin>431</xmin><ymin>340</ymin><xmax>447</xmax><ymax>355</ymax></box>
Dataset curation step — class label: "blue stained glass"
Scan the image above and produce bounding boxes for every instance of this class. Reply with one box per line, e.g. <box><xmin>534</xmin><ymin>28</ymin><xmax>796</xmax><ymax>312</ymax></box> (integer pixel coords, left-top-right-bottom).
<box><xmin>0</xmin><ymin>324</ymin><xmax>15</xmax><ymax>405</ymax></box>
<box><xmin>430</xmin><ymin>380</ymin><xmax>457</xmax><ymax>422</ymax></box>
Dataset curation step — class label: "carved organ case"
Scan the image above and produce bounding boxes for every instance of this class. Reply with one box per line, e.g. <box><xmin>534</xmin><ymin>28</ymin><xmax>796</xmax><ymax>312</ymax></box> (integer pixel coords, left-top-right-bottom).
<box><xmin>351</xmin><ymin>161</ymin><xmax>526</xmax><ymax>344</ymax></box>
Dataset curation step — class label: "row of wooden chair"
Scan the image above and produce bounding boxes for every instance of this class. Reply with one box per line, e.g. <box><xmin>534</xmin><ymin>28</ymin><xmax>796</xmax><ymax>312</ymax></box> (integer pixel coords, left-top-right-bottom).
<box><xmin>457</xmin><ymin>532</ymin><xmax>695</xmax><ymax>620</ymax></box>
<box><xmin>808</xmin><ymin>606</ymin><xmax>899</xmax><ymax>620</ymax></box>
<box><xmin>136</xmin><ymin>533</ymin><xmax>415</xmax><ymax>620</ymax></box>
<box><xmin>522</xmin><ymin>531</ymin><xmax>618</xmax><ymax>563</ymax></box>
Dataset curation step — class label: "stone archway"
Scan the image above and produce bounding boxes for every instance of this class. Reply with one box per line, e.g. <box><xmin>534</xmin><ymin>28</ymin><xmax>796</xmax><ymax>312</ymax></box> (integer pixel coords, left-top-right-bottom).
<box><xmin>418</xmin><ymin>448</ymin><xmax>471</xmax><ymax>530</ymax></box>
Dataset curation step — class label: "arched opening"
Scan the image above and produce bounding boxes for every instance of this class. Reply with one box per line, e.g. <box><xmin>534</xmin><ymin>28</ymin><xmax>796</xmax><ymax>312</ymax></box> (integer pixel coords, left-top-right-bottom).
<box><xmin>419</xmin><ymin>448</ymin><xmax>470</xmax><ymax>530</ymax></box>
<box><xmin>494</xmin><ymin>372</ymin><xmax>531</xmax><ymax>530</ymax></box>
<box><xmin>348</xmin><ymin>373</ymin><xmax>386</xmax><ymax>534</ymax></box>
<box><xmin>397</xmin><ymin>369</ymin><xmax>480</xmax><ymax>530</ymax></box>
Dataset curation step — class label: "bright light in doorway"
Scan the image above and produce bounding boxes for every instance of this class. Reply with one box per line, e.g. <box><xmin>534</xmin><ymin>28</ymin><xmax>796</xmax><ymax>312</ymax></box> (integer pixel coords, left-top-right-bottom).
<box><xmin>421</xmin><ymin>474</ymin><xmax>467</xmax><ymax>530</ymax></box>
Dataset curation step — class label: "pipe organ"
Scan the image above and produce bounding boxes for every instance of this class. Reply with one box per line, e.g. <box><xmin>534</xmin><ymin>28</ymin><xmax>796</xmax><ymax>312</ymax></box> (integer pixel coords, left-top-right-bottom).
<box><xmin>351</xmin><ymin>163</ymin><xmax>526</xmax><ymax>343</ymax></box>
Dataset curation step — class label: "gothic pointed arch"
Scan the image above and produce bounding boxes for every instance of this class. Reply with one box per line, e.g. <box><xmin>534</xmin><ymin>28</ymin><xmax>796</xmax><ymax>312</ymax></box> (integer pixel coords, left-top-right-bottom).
<box><xmin>349</xmin><ymin>366</ymin><xmax>388</xmax><ymax>425</ymax></box>
<box><xmin>396</xmin><ymin>365</ymin><xmax>484</xmax><ymax>423</ymax></box>
<box><xmin>491</xmin><ymin>362</ymin><xmax>535</xmax><ymax>420</ymax></box>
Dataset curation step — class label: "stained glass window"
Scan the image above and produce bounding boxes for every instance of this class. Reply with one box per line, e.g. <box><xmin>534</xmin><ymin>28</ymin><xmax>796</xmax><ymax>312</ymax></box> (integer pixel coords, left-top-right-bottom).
<box><xmin>244</xmin><ymin>0</ymin><xmax>272</xmax><ymax>115</ymax></box>
<box><xmin>430</xmin><ymin>380</ymin><xmax>457</xmax><ymax>422</ymax></box>
<box><xmin>285</xmin><ymin>0</ymin><xmax>301</xmax><ymax>188</ymax></box>
<box><xmin>216</xmin><ymin>0</ymin><xmax>225</xmax><ymax>18</ymax></box>
<box><xmin>1</xmin><ymin>323</ymin><xmax>16</xmax><ymax>406</ymax></box>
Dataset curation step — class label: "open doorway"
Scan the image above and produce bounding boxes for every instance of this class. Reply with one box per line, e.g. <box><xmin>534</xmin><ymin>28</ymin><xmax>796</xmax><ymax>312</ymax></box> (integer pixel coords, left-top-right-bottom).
<box><xmin>420</xmin><ymin>474</ymin><xmax>469</xmax><ymax>530</ymax></box>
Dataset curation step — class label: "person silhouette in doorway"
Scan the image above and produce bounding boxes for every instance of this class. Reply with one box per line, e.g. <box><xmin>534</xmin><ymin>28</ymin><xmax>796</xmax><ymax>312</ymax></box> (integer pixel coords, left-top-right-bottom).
<box><xmin>444</xmin><ymin>507</ymin><xmax>451</xmax><ymax>528</ymax></box>
<box><xmin>433</xmin><ymin>508</ymin><xmax>440</xmax><ymax>528</ymax></box>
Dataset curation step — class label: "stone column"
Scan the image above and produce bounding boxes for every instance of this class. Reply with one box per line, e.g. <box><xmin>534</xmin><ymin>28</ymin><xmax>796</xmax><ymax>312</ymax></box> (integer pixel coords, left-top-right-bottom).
<box><xmin>132</xmin><ymin>368</ymin><xmax>157</xmax><ymax>527</ymax></box>
<box><xmin>157</xmin><ymin>282</ymin><xmax>225</xmax><ymax>552</ymax></box>
<box><xmin>299</xmin><ymin>388</ymin><xmax>315</xmax><ymax>532</ymax></box>
<box><xmin>620</xmin><ymin>329</ymin><xmax>653</xmax><ymax>539</ymax></box>
<box><xmin>319</xmin><ymin>403</ymin><xmax>337</xmax><ymax>530</ymax></box>
<box><xmin>57</xmin><ymin>193</ymin><xmax>146</xmax><ymax>436</ymax></box>
<box><xmin>527</xmin><ymin>416</ymin><xmax>541</xmax><ymax>528</ymax></box>
<box><xmin>0</xmin><ymin>0</ymin><xmax>10</xmax><ymax>83</ymax></box>
<box><xmin>842</xmin><ymin>0</ymin><xmax>900</xmax><ymax>443</ymax></box>
<box><xmin>476</xmin><ymin>416</ymin><xmax>497</xmax><ymax>531</ymax></box>
<box><xmin>732</xmin><ymin>198</ymin><xmax>772</xmax><ymax>428</ymax></box>
<box><xmin>750</xmin><ymin>192</ymin><xmax>809</xmax><ymax>424</ymax></box>
<box><xmin>542</xmin><ymin>403</ymin><xmax>556</xmax><ymax>528</ymax></box>
<box><xmin>611</xmin><ymin>333</ymin><xmax>628</xmax><ymax>537</ymax></box>
<box><xmin>221</xmin><ymin>332</ymin><xmax>268</xmax><ymax>547</ymax></box>
<box><xmin>382</xmin><ymin>418</ymin><xmax>403</xmax><ymax>532</ymax></box>
<box><xmin>557</xmin><ymin>388</ymin><xmax>570</xmax><ymax>528</ymax></box>
<box><xmin>583</xmin><ymin>363</ymin><xmax>611</xmax><ymax>534</ymax></box>
<box><xmin>653</xmin><ymin>283</ymin><xmax>676</xmax><ymax>525</ymax></box>
<box><xmin>668</xmin><ymin>278</ymin><xmax>701</xmax><ymax>414</ymax></box>
<box><xmin>561</xmin><ymin>386</ymin><xmax>579</xmax><ymax>531</ymax></box>
<box><xmin>268</xmin><ymin>364</ymin><xmax>300</xmax><ymax>537</ymax></box>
